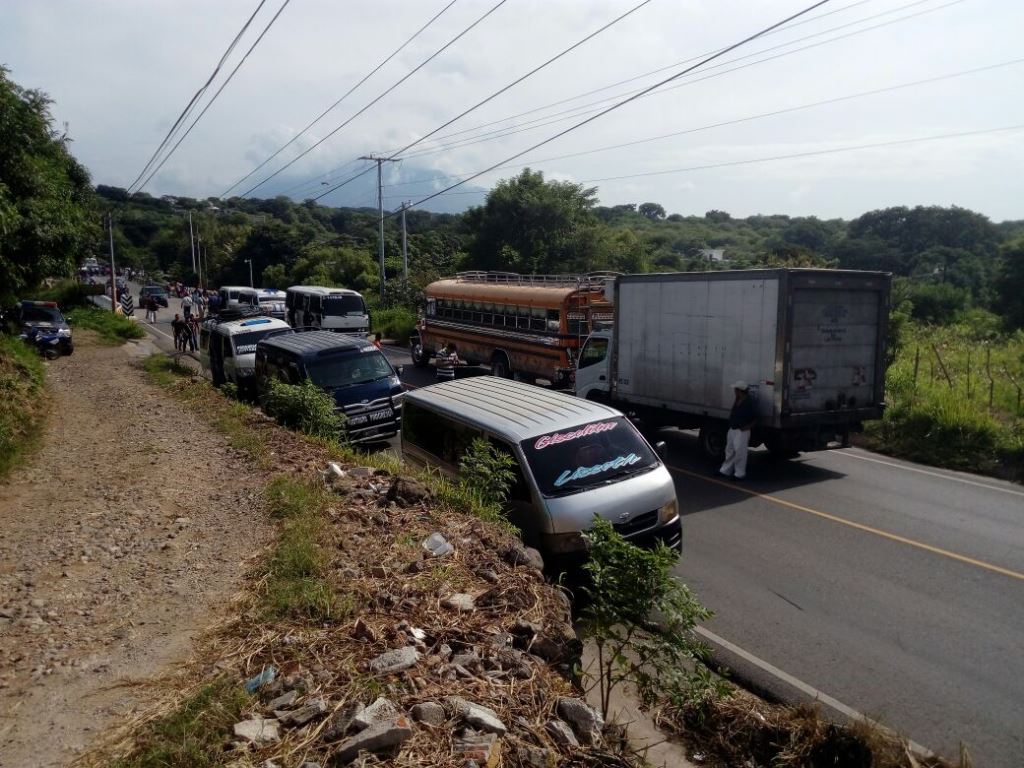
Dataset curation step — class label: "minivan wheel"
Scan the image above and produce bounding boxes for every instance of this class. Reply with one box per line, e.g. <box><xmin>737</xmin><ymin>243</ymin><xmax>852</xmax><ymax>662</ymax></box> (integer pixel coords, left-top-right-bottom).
<box><xmin>491</xmin><ymin>353</ymin><xmax>513</xmax><ymax>379</ymax></box>
<box><xmin>698</xmin><ymin>422</ymin><xmax>728</xmax><ymax>461</ymax></box>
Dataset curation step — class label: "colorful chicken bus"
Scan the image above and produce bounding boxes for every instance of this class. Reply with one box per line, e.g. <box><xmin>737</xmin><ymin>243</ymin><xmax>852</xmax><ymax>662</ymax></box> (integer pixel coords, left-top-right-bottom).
<box><xmin>410</xmin><ymin>271</ymin><xmax>616</xmax><ymax>387</ymax></box>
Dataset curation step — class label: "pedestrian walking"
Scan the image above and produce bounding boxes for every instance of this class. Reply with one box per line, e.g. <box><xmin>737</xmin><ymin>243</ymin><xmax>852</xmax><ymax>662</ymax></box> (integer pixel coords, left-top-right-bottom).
<box><xmin>145</xmin><ymin>295</ymin><xmax>158</xmax><ymax>323</ymax></box>
<box><xmin>436</xmin><ymin>342</ymin><xmax>461</xmax><ymax>381</ymax></box>
<box><xmin>171</xmin><ymin>314</ymin><xmax>189</xmax><ymax>352</ymax></box>
<box><xmin>719</xmin><ymin>381</ymin><xmax>757</xmax><ymax>480</ymax></box>
<box><xmin>372</xmin><ymin>332</ymin><xmax>383</xmax><ymax>350</ymax></box>
<box><xmin>182</xmin><ymin>292</ymin><xmax>194</xmax><ymax>319</ymax></box>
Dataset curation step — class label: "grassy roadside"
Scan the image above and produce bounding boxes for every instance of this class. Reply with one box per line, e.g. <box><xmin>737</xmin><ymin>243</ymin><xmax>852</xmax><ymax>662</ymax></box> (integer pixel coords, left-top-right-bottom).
<box><xmin>865</xmin><ymin>320</ymin><xmax>1023</xmax><ymax>481</ymax></box>
<box><xmin>67</xmin><ymin>305</ymin><xmax>145</xmax><ymax>345</ymax></box>
<box><xmin>0</xmin><ymin>335</ymin><xmax>47</xmax><ymax>480</ymax></box>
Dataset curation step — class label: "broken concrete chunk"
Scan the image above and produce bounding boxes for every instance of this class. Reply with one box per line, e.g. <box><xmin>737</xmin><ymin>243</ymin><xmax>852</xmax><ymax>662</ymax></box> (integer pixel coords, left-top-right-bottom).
<box><xmin>411</xmin><ymin>701</ymin><xmax>446</xmax><ymax>725</ymax></box>
<box><xmin>353</xmin><ymin>696</ymin><xmax>400</xmax><ymax>731</ymax></box>
<box><xmin>232</xmin><ymin>717</ymin><xmax>280</xmax><ymax>744</ymax></box>
<box><xmin>455</xmin><ymin>730</ymin><xmax>501</xmax><ymax>767</ymax></box>
<box><xmin>545</xmin><ymin>719</ymin><xmax>579</xmax><ymax>749</ymax></box>
<box><xmin>442</xmin><ymin>593</ymin><xmax>476</xmax><ymax>612</ymax></box>
<box><xmin>388</xmin><ymin>476</ymin><xmax>434</xmax><ymax>506</ymax></box>
<box><xmin>369</xmin><ymin>646</ymin><xmax>420</xmax><ymax>674</ymax></box>
<box><xmin>322</xmin><ymin>701</ymin><xmax>364</xmax><ymax>741</ymax></box>
<box><xmin>556</xmin><ymin>697</ymin><xmax>604</xmax><ymax>745</ymax></box>
<box><xmin>446</xmin><ymin>697</ymin><xmax>507</xmax><ymax>736</ymax></box>
<box><xmin>332</xmin><ymin>716</ymin><xmax>413</xmax><ymax>764</ymax></box>
<box><xmin>266</xmin><ymin>689</ymin><xmax>298</xmax><ymax>711</ymax></box>
<box><xmin>503</xmin><ymin>544</ymin><xmax>544</xmax><ymax>571</ymax></box>
<box><xmin>278</xmin><ymin>697</ymin><xmax>327</xmax><ymax>726</ymax></box>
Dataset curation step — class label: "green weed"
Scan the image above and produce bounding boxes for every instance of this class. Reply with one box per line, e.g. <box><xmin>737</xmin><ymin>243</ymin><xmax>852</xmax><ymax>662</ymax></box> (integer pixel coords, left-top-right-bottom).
<box><xmin>67</xmin><ymin>305</ymin><xmax>145</xmax><ymax>344</ymax></box>
<box><xmin>0</xmin><ymin>335</ymin><xmax>46</xmax><ymax>479</ymax></box>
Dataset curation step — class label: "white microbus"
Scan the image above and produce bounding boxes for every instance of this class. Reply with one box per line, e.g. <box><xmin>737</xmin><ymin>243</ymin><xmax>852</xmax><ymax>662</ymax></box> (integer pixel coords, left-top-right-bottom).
<box><xmin>285</xmin><ymin>286</ymin><xmax>369</xmax><ymax>333</ymax></box>
<box><xmin>199</xmin><ymin>316</ymin><xmax>292</xmax><ymax>393</ymax></box>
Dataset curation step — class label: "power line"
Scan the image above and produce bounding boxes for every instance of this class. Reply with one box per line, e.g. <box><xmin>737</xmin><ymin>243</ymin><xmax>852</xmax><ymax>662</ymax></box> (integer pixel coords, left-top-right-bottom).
<box><xmin>380</xmin><ymin>56</ymin><xmax>1024</xmax><ymax>191</ymax></box>
<box><xmin>297</xmin><ymin>0</ymin><xmax>949</xmax><ymax>198</ymax></box>
<box><xmin>237</xmin><ymin>0</ymin><xmax>509</xmax><ymax>198</ymax></box>
<box><xmin>136</xmin><ymin>0</ymin><xmax>293</xmax><ymax>193</ymax></box>
<box><xmin>221</xmin><ymin>0</ymin><xmax>460</xmax><ymax>198</ymax></box>
<box><xmin>399</xmin><ymin>124</ymin><xmax>1024</xmax><ymax>198</ymax></box>
<box><xmin>398</xmin><ymin>0</ymin><xmax>961</xmax><ymax>162</ymax></box>
<box><xmin>309</xmin><ymin>0</ymin><xmax>655</xmax><ymax>202</ymax></box>
<box><xmin>127</xmin><ymin>0</ymin><xmax>268</xmax><ymax>193</ymax></box>
<box><xmin>403</xmin><ymin>0</ymin><xmax>837</xmax><ymax>212</ymax></box>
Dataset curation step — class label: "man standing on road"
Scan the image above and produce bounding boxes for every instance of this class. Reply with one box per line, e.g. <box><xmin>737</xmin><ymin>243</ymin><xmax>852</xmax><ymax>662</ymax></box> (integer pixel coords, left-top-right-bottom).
<box><xmin>171</xmin><ymin>314</ymin><xmax>189</xmax><ymax>352</ymax></box>
<box><xmin>181</xmin><ymin>292</ymin><xmax>194</xmax><ymax>320</ymax></box>
<box><xmin>719</xmin><ymin>381</ymin><xmax>757</xmax><ymax>480</ymax></box>
<box><xmin>436</xmin><ymin>342</ymin><xmax>461</xmax><ymax>381</ymax></box>
<box><xmin>145</xmin><ymin>295</ymin><xmax>158</xmax><ymax>323</ymax></box>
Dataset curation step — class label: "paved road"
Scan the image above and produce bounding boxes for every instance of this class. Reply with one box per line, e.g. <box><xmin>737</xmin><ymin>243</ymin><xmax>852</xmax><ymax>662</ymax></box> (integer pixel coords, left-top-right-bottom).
<box><xmin>124</xmin><ymin>295</ymin><xmax>1023</xmax><ymax>765</ymax></box>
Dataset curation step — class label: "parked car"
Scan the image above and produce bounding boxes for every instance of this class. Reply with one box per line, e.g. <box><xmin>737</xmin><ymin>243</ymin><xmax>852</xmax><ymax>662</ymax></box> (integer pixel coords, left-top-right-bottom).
<box><xmin>12</xmin><ymin>300</ymin><xmax>74</xmax><ymax>356</ymax></box>
<box><xmin>401</xmin><ymin>376</ymin><xmax>681</xmax><ymax>563</ymax></box>
<box><xmin>139</xmin><ymin>285</ymin><xmax>169</xmax><ymax>308</ymax></box>
<box><xmin>255</xmin><ymin>330</ymin><xmax>404</xmax><ymax>443</ymax></box>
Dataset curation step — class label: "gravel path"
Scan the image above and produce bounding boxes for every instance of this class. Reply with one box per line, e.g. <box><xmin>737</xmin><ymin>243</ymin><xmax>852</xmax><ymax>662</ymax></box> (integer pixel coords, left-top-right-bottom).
<box><xmin>0</xmin><ymin>336</ymin><xmax>270</xmax><ymax>767</ymax></box>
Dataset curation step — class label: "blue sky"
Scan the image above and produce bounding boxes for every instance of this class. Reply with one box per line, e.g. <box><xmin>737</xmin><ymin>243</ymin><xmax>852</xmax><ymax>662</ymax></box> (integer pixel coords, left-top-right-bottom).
<box><xmin>3</xmin><ymin>0</ymin><xmax>1022</xmax><ymax>219</ymax></box>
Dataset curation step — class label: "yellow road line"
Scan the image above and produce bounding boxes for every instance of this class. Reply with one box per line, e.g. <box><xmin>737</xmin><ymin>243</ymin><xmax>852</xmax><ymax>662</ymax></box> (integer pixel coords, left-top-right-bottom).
<box><xmin>669</xmin><ymin>464</ymin><xmax>1024</xmax><ymax>583</ymax></box>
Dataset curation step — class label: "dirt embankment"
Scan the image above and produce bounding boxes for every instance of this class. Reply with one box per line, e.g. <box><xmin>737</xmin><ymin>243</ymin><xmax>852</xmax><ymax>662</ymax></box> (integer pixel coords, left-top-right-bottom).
<box><xmin>0</xmin><ymin>336</ymin><xmax>271</xmax><ymax>767</ymax></box>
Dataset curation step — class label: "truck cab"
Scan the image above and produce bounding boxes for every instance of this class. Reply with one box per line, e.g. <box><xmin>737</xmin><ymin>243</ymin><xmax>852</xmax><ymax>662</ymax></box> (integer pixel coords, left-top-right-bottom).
<box><xmin>573</xmin><ymin>331</ymin><xmax>614</xmax><ymax>401</ymax></box>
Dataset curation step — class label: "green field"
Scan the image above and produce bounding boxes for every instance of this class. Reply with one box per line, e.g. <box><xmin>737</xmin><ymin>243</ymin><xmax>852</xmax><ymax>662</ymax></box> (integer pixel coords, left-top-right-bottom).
<box><xmin>866</xmin><ymin>317</ymin><xmax>1024</xmax><ymax>480</ymax></box>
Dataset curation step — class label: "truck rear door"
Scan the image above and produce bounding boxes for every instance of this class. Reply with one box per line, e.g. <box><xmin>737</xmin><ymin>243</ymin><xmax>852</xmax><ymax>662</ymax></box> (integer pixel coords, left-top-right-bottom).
<box><xmin>787</xmin><ymin>284</ymin><xmax>883</xmax><ymax>414</ymax></box>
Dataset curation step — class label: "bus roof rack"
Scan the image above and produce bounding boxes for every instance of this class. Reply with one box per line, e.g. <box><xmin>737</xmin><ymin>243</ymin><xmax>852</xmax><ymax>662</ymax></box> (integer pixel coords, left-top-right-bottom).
<box><xmin>205</xmin><ymin>307</ymin><xmax>265</xmax><ymax>324</ymax></box>
<box><xmin>453</xmin><ymin>271</ymin><xmax>620</xmax><ymax>289</ymax></box>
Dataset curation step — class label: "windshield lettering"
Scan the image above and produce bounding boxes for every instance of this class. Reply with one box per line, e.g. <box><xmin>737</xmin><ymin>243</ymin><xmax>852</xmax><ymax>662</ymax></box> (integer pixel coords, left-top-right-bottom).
<box><xmin>553</xmin><ymin>453</ymin><xmax>642</xmax><ymax>487</ymax></box>
<box><xmin>534</xmin><ymin>421</ymin><xmax>616</xmax><ymax>450</ymax></box>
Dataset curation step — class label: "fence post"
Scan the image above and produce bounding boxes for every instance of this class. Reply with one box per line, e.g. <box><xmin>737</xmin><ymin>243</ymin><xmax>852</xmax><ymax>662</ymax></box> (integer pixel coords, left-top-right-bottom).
<box><xmin>966</xmin><ymin>349</ymin><xmax>971</xmax><ymax>400</ymax></box>
<box><xmin>913</xmin><ymin>346</ymin><xmax>920</xmax><ymax>386</ymax></box>
<box><xmin>930</xmin><ymin>343</ymin><xmax>954</xmax><ymax>390</ymax></box>
<box><xmin>1002</xmin><ymin>366</ymin><xmax>1022</xmax><ymax>415</ymax></box>
<box><xmin>985</xmin><ymin>347</ymin><xmax>994</xmax><ymax>411</ymax></box>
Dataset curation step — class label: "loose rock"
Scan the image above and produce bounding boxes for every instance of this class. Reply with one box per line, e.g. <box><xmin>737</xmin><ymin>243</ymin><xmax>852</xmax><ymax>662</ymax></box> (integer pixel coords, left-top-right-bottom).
<box><xmin>353</xmin><ymin>696</ymin><xmax>400</xmax><ymax>730</ymax></box>
<box><xmin>333</xmin><ymin>716</ymin><xmax>413</xmax><ymax>764</ymax></box>
<box><xmin>278</xmin><ymin>697</ymin><xmax>327</xmax><ymax>726</ymax></box>
<box><xmin>232</xmin><ymin>717</ymin><xmax>280</xmax><ymax>744</ymax></box>
<box><xmin>556</xmin><ymin>697</ymin><xmax>604</xmax><ymax>745</ymax></box>
<box><xmin>369</xmin><ymin>646</ymin><xmax>420</xmax><ymax>674</ymax></box>
<box><xmin>266</xmin><ymin>689</ymin><xmax>298</xmax><ymax>711</ymax></box>
<box><xmin>447</xmin><ymin>697</ymin><xmax>507</xmax><ymax>735</ymax></box>
<box><xmin>443</xmin><ymin>593</ymin><xmax>476</xmax><ymax>612</ymax></box>
<box><xmin>411</xmin><ymin>701</ymin><xmax>446</xmax><ymax>726</ymax></box>
<box><xmin>387</xmin><ymin>477</ymin><xmax>433</xmax><ymax>506</ymax></box>
<box><xmin>545</xmin><ymin>719</ymin><xmax>579</xmax><ymax>749</ymax></box>
<box><xmin>455</xmin><ymin>730</ymin><xmax>501</xmax><ymax>767</ymax></box>
<box><xmin>503</xmin><ymin>544</ymin><xmax>544</xmax><ymax>571</ymax></box>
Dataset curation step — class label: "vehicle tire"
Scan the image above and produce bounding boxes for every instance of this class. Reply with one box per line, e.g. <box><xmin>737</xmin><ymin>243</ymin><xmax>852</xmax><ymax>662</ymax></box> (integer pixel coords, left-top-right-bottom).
<box><xmin>491</xmin><ymin>353</ymin><xmax>513</xmax><ymax>379</ymax></box>
<box><xmin>411</xmin><ymin>342</ymin><xmax>430</xmax><ymax>368</ymax></box>
<box><xmin>766</xmin><ymin>434</ymin><xmax>800</xmax><ymax>460</ymax></box>
<box><xmin>698</xmin><ymin>422</ymin><xmax>728</xmax><ymax>461</ymax></box>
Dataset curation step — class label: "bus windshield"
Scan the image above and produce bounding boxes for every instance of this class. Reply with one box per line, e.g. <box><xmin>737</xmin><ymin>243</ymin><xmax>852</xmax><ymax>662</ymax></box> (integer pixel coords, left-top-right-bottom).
<box><xmin>323</xmin><ymin>295</ymin><xmax>365</xmax><ymax>316</ymax></box>
<box><xmin>306</xmin><ymin>350</ymin><xmax>392</xmax><ymax>388</ymax></box>
<box><xmin>520</xmin><ymin>417</ymin><xmax>658</xmax><ymax>497</ymax></box>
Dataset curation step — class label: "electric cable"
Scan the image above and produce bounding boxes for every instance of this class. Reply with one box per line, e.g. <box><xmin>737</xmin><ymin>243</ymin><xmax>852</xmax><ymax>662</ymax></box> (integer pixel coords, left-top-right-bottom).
<box><xmin>237</xmin><ymin>0</ymin><xmax>510</xmax><ymax>198</ymax></box>
<box><xmin>136</xmin><ymin>0</ymin><xmax>293</xmax><ymax>193</ymax></box>
<box><xmin>221</xmin><ymin>0</ymin><xmax>460</xmax><ymax>197</ymax></box>
<box><xmin>127</xmin><ymin>0</ymin><xmax>268</xmax><ymax>193</ymax></box>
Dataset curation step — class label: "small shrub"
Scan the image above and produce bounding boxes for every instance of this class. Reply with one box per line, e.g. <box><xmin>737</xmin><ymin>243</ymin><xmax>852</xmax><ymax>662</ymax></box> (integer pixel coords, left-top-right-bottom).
<box><xmin>0</xmin><ymin>335</ymin><xmax>46</xmax><ymax>479</ymax></box>
<box><xmin>371</xmin><ymin>307</ymin><xmax>417</xmax><ymax>345</ymax></box>
<box><xmin>219</xmin><ymin>381</ymin><xmax>238</xmax><ymax>400</ymax></box>
<box><xmin>579</xmin><ymin>518</ymin><xmax>728</xmax><ymax>720</ymax></box>
<box><xmin>265</xmin><ymin>475</ymin><xmax>324</xmax><ymax>520</ymax></box>
<box><xmin>458</xmin><ymin>437</ymin><xmax>516</xmax><ymax>507</ymax></box>
<box><xmin>261</xmin><ymin>378</ymin><xmax>346</xmax><ymax>441</ymax></box>
<box><xmin>35</xmin><ymin>279</ymin><xmax>104</xmax><ymax>308</ymax></box>
<box><xmin>67</xmin><ymin>305</ymin><xmax>145</xmax><ymax>344</ymax></box>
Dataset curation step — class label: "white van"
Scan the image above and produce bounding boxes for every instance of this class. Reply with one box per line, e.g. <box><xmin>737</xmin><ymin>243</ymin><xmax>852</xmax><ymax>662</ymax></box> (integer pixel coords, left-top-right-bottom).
<box><xmin>218</xmin><ymin>285</ymin><xmax>250</xmax><ymax>309</ymax></box>
<box><xmin>199</xmin><ymin>316</ymin><xmax>292</xmax><ymax>393</ymax></box>
<box><xmin>285</xmin><ymin>286</ymin><xmax>369</xmax><ymax>333</ymax></box>
<box><xmin>401</xmin><ymin>377</ymin><xmax>681</xmax><ymax>560</ymax></box>
<box><xmin>231</xmin><ymin>288</ymin><xmax>287</xmax><ymax>320</ymax></box>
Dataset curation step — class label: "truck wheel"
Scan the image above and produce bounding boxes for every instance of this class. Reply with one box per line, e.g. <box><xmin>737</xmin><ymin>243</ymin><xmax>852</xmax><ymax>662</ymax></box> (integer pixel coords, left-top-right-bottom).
<box><xmin>698</xmin><ymin>423</ymin><xmax>728</xmax><ymax>461</ymax></box>
<box><xmin>411</xmin><ymin>342</ymin><xmax>430</xmax><ymax>369</ymax></box>
<box><xmin>491</xmin><ymin>353</ymin><xmax>513</xmax><ymax>379</ymax></box>
<box><xmin>766</xmin><ymin>435</ymin><xmax>800</xmax><ymax>460</ymax></box>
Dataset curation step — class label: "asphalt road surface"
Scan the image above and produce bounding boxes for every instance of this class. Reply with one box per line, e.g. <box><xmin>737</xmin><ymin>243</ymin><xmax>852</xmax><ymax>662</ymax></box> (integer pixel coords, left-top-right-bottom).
<box><xmin>125</xmin><ymin>295</ymin><xmax>1023</xmax><ymax>765</ymax></box>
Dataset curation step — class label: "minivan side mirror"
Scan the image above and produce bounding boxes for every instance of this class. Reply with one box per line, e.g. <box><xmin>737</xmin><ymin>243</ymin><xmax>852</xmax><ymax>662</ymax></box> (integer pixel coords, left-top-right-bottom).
<box><xmin>654</xmin><ymin>441</ymin><xmax>668</xmax><ymax>460</ymax></box>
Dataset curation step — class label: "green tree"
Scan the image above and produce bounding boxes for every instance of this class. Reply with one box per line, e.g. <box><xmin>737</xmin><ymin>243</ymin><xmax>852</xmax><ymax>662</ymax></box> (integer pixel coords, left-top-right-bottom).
<box><xmin>638</xmin><ymin>202</ymin><xmax>666</xmax><ymax>220</ymax></box>
<box><xmin>994</xmin><ymin>241</ymin><xmax>1024</xmax><ymax>329</ymax></box>
<box><xmin>0</xmin><ymin>68</ymin><xmax>97</xmax><ymax>303</ymax></box>
<box><xmin>465</xmin><ymin>169</ymin><xmax>605</xmax><ymax>274</ymax></box>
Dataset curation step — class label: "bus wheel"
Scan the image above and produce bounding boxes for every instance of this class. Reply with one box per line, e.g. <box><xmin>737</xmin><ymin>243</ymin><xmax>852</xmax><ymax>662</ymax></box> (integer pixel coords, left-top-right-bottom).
<box><xmin>491</xmin><ymin>353</ymin><xmax>513</xmax><ymax>379</ymax></box>
<box><xmin>411</xmin><ymin>342</ymin><xmax>429</xmax><ymax>368</ymax></box>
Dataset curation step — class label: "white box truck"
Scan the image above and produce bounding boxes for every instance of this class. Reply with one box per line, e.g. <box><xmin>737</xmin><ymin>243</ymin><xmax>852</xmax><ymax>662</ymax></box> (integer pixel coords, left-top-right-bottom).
<box><xmin>573</xmin><ymin>269</ymin><xmax>891</xmax><ymax>459</ymax></box>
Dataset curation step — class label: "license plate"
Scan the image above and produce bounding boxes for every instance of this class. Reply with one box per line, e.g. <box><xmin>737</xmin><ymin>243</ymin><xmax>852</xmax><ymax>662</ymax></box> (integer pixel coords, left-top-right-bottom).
<box><xmin>347</xmin><ymin>408</ymin><xmax>394</xmax><ymax>426</ymax></box>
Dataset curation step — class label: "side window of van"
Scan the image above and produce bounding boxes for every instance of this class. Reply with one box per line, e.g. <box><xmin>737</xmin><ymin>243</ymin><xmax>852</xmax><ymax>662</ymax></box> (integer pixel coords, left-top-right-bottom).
<box><xmin>403</xmin><ymin>402</ymin><xmax>479</xmax><ymax>466</ymax></box>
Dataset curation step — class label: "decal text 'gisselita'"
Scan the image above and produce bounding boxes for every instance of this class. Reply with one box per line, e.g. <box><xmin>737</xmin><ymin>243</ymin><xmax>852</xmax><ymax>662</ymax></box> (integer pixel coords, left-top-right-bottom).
<box><xmin>553</xmin><ymin>453</ymin><xmax>641</xmax><ymax>487</ymax></box>
<box><xmin>534</xmin><ymin>420</ymin><xmax>617</xmax><ymax>450</ymax></box>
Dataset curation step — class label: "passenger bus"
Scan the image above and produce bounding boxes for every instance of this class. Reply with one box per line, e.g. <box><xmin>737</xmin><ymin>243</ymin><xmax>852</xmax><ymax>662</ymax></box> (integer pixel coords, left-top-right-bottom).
<box><xmin>411</xmin><ymin>272</ymin><xmax>615</xmax><ymax>386</ymax></box>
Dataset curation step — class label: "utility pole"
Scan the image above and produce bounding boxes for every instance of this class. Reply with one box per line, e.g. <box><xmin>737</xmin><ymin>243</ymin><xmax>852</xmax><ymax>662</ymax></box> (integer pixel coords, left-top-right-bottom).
<box><xmin>245</xmin><ymin>258</ymin><xmax>254</xmax><ymax>288</ymax></box>
<box><xmin>360</xmin><ymin>154</ymin><xmax>399</xmax><ymax>304</ymax></box>
<box><xmin>400</xmin><ymin>201</ymin><xmax>409</xmax><ymax>281</ymax></box>
<box><xmin>188</xmin><ymin>210</ymin><xmax>196</xmax><ymax>277</ymax></box>
<box><xmin>108</xmin><ymin>212</ymin><xmax>118</xmax><ymax>313</ymax></box>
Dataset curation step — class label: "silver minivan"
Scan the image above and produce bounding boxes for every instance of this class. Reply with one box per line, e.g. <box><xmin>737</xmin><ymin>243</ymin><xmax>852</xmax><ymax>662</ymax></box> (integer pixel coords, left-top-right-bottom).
<box><xmin>401</xmin><ymin>377</ymin><xmax>681</xmax><ymax>557</ymax></box>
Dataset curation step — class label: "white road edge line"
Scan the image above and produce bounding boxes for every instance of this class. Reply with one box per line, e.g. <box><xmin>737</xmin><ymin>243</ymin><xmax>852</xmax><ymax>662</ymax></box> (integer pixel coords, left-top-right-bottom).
<box><xmin>695</xmin><ymin>625</ymin><xmax>935</xmax><ymax>758</ymax></box>
<box><xmin>828</xmin><ymin>450</ymin><xmax>1024</xmax><ymax>498</ymax></box>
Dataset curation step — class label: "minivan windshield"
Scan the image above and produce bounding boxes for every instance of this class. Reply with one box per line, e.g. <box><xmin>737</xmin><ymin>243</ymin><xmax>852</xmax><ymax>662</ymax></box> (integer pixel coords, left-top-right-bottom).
<box><xmin>323</xmin><ymin>295</ymin><xmax>365</xmax><ymax>316</ymax></box>
<box><xmin>520</xmin><ymin>417</ymin><xmax>658</xmax><ymax>497</ymax></box>
<box><xmin>306</xmin><ymin>349</ymin><xmax>392</xmax><ymax>388</ymax></box>
<box><xmin>232</xmin><ymin>329</ymin><xmax>282</xmax><ymax>355</ymax></box>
